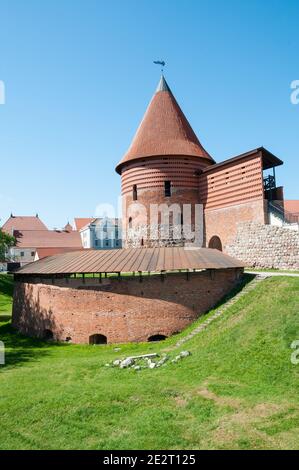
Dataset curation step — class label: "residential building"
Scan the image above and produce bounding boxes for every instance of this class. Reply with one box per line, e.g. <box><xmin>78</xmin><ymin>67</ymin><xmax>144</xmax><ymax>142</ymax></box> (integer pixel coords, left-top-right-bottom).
<box><xmin>1</xmin><ymin>214</ymin><xmax>82</xmax><ymax>265</ymax></box>
<box><xmin>79</xmin><ymin>217</ymin><xmax>122</xmax><ymax>249</ymax></box>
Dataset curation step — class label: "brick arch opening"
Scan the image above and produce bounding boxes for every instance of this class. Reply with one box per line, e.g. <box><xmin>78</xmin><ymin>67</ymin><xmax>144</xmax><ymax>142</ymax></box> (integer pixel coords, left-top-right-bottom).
<box><xmin>208</xmin><ymin>235</ymin><xmax>222</xmax><ymax>251</ymax></box>
<box><xmin>148</xmin><ymin>334</ymin><xmax>167</xmax><ymax>342</ymax></box>
<box><xmin>43</xmin><ymin>329</ymin><xmax>53</xmax><ymax>340</ymax></box>
<box><xmin>89</xmin><ymin>334</ymin><xmax>107</xmax><ymax>345</ymax></box>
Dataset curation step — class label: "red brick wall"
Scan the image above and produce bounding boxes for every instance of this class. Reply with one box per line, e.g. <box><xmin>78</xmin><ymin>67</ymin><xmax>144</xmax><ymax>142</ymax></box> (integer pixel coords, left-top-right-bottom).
<box><xmin>198</xmin><ymin>152</ymin><xmax>267</xmax><ymax>251</ymax></box>
<box><xmin>12</xmin><ymin>269</ymin><xmax>243</xmax><ymax>344</ymax></box>
<box><xmin>121</xmin><ymin>157</ymin><xmax>206</xmax><ymax>247</ymax></box>
<box><xmin>120</xmin><ymin>153</ymin><xmax>268</xmax><ymax>249</ymax></box>
<box><xmin>199</xmin><ymin>153</ymin><xmax>264</xmax><ymax>210</ymax></box>
<box><xmin>204</xmin><ymin>199</ymin><xmax>267</xmax><ymax>251</ymax></box>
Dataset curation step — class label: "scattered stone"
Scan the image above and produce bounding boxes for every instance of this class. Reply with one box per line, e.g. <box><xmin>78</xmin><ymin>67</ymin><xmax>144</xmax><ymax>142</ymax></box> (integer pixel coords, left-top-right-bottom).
<box><xmin>114</xmin><ymin>347</ymin><xmax>121</xmax><ymax>352</ymax></box>
<box><xmin>113</xmin><ymin>359</ymin><xmax>122</xmax><ymax>366</ymax></box>
<box><xmin>107</xmin><ymin>350</ymin><xmax>189</xmax><ymax>371</ymax></box>
<box><xmin>130</xmin><ymin>353</ymin><xmax>158</xmax><ymax>360</ymax></box>
<box><xmin>180</xmin><ymin>351</ymin><xmax>191</xmax><ymax>358</ymax></box>
<box><xmin>120</xmin><ymin>358</ymin><xmax>134</xmax><ymax>368</ymax></box>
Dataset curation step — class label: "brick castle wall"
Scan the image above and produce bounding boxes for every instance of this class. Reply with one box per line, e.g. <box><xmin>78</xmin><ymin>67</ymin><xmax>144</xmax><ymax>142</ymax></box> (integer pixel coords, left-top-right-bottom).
<box><xmin>204</xmin><ymin>199</ymin><xmax>267</xmax><ymax>250</ymax></box>
<box><xmin>121</xmin><ymin>157</ymin><xmax>206</xmax><ymax>248</ymax></box>
<box><xmin>12</xmin><ymin>269</ymin><xmax>243</xmax><ymax>344</ymax></box>
<box><xmin>226</xmin><ymin>222</ymin><xmax>299</xmax><ymax>269</ymax></box>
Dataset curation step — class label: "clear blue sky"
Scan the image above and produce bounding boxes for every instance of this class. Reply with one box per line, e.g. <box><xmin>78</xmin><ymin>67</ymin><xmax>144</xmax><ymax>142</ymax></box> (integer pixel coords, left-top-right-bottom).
<box><xmin>0</xmin><ymin>0</ymin><xmax>298</xmax><ymax>228</ymax></box>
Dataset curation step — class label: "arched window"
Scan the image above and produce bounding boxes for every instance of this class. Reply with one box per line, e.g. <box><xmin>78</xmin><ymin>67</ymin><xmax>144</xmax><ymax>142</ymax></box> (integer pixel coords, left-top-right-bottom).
<box><xmin>89</xmin><ymin>334</ymin><xmax>107</xmax><ymax>345</ymax></box>
<box><xmin>128</xmin><ymin>217</ymin><xmax>132</xmax><ymax>228</ymax></box>
<box><xmin>148</xmin><ymin>334</ymin><xmax>167</xmax><ymax>342</ymax></box>
<box><xmin>208</xmin><ymin>236</ymin><xmax>222</xmax><ymax>251</ymax></box>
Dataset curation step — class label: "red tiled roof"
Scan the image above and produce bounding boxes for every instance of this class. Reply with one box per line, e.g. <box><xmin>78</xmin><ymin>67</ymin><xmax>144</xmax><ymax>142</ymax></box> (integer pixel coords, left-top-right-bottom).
<box><xmin>284</xmin><ymin>200</ymin><xmax>299</xmax><ymax>215</ymax></box>
<box><xmin>35</xmin><ymin>247</ymin><xmax>84</xmax><ymax>260</ymax></box>
<box><xmin>2</xmin><ymin>215</ymin><xmax>48</xmax><ymax>234</ymax></box>
<box><xmin>13</xmin><ymin>230</ymin><xmax>82</xmax><ymax>249</ymax></box>
<box><xmin>64</xmin><ymin>222</ymin><xmax>73</xmax><ymax>232</ymax></box>
<box><xmin>74</xmin><ymin>218</ymin><xmax>94</xmax><ymax>231</ymax></box>
<box><xmin>116</xmin><ymin>76</ymin><xmax>214</xmax><ymax>174</ymax></box>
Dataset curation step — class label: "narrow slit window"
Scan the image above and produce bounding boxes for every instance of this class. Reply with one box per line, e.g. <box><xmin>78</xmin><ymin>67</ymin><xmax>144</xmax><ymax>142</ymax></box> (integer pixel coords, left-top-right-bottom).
<box><xmin>133</xmin><ymin>184</ymin><xmax>137</xmax><ymax>201</ymax></box>
<box><xmin>164</xmin><ymin>181</ymin><xmax>171</xmax><ymax>197</ymax></box>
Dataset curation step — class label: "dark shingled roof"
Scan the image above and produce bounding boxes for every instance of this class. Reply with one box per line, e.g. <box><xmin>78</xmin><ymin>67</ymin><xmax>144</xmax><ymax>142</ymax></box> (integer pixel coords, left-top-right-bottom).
<box><xmin>15</xmin><ymin>247</ymin><xmax>244</xmax><ymax>275</ymax></box>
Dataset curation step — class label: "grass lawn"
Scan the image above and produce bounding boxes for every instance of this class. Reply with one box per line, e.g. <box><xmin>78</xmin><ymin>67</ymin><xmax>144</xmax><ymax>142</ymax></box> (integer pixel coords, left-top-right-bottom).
<box><xmin>245</xmin><ymin>267</ymin><xmax>299</xmax><ymax>275</ymax></box>
<box><xmin>1</xmin><ymin>273</ymin><xmax>299</xmax><ymax>450</ymax></box>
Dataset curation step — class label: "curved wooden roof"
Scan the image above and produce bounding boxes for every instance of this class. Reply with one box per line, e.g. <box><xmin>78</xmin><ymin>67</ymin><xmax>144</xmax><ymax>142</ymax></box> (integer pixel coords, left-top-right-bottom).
<box><xmin>115</xmin><ymin>76</ymin><xmax>214</xmax><ymax>174</ymax></box>
<box><xmin>15</xmin><ymin>247</ymin><xmax>244</xmax><ymax>275</ymax></box>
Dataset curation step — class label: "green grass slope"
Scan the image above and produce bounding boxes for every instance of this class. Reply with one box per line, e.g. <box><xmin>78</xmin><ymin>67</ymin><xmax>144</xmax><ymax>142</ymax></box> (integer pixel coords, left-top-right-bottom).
<box><xmin>0</xmin><ymin>274</ymin><xmax>299</xmax><ymax>450</ymax></box>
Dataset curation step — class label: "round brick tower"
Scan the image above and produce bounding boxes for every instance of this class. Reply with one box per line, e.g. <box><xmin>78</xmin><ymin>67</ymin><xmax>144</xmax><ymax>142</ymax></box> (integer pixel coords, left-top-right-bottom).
<box><xmin>116</xmin><ymin>76</ymin><xmax>214</xmax><ymax>247</ymax></box>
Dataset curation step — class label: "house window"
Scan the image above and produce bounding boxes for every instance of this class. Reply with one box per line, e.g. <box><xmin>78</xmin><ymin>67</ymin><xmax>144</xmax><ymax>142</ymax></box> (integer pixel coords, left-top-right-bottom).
<box><xmin>164</xmin><ymin>181</ymin><xmax>171</xmax><ymax>197</ymax></box>
<box><xmin>20</xmin><ymin>252</ymin><xmax>24</xmax><ymax>257</ymax></box>
<box><xmin>31</xmin><ymin>251</ymin><xmax>35</xmax><ymax>257</ymax></box>
<box><xmin>105</xmin><ymin>240</ymin><xmax>109</xmax><ymax>247</ymax></box>
<box><xmin>133</xmin><ymin>184</ymin><xmax>137</xmax><ymax>201</ymax></box>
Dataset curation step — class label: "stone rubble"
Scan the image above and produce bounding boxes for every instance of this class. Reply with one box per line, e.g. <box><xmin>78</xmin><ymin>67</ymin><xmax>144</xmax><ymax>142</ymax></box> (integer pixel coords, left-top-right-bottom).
<box><xmin>104</xmin><ymin>274</ymin><xmax>273</xmax><ymax>372</ymax></box>
<box><xmin>104</xmin><ymin>351</ymin><xmax>191</xmax><ymax>371</ymax></box>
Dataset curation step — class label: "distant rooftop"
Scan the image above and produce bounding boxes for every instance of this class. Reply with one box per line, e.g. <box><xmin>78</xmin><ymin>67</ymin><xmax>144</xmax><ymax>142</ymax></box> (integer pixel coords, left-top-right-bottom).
<box><xmin>13</xmin><ymin>229</ymin><xmax>82</xmax><ymax>249</ymax></box>
<box><xmin>2</xmin><ymin>215</ymin><xmax>48</xmax><ymax>234</ymax></box>
<box><xmin>74</xmin><ymin>218</ymin><xmax>94</xmax><ymax>231</ymax></box>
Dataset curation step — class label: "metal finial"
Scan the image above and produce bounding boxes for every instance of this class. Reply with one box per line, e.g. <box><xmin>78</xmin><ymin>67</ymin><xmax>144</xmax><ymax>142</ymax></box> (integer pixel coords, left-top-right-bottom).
<box><xmin>153</xmin><ymin>60</ymin><xmax>166</xmax><ymax>73</ymax></box>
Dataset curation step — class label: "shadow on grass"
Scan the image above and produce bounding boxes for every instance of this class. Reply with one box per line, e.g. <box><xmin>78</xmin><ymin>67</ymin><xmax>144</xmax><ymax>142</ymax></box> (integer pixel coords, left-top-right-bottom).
<box><xmin>0</xmin><ymin>321</ymin><xmax>67</xmax><ymax>371</ymax></box>
<box><xmin>158</xmin><ymin>273</ymin><xmax>257</xmax><ymax>352</ymax></box>
<box><xmin>0</xmin><ymin>315</ymin><xmax>11</xmax><ymax>322</ymax></box>
<box><xmin>0</xmin><ymin>274</ymin><xmax>14</xmax><ymax>297</ymax></box>
<box><xmin>213</xmin><ymin>273</ymin><xmax>256</xmax><ymax>308</ymax></box>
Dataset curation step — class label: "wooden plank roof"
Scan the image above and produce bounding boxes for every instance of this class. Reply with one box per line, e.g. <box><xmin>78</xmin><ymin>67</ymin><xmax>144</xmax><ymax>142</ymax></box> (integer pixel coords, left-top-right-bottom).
<box><xmin>15</xmin><ymin>247</ymin><xmax>244</xmax><ymax>275</ymax></box>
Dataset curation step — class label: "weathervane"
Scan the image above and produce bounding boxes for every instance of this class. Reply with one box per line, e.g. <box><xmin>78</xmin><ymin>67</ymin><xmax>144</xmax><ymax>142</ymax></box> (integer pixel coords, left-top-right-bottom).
<box><xmin>153</xmin><ymin>60</ymin><xmax>166</xmax><ymax>73</ymax></box>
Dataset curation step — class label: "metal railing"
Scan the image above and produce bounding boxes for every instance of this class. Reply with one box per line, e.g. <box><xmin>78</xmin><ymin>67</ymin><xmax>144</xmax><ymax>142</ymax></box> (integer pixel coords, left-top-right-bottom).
<box><xmin>268</xmin><ymin>201</ymin><xmax>299</xmax><ymax>225</ymax></box>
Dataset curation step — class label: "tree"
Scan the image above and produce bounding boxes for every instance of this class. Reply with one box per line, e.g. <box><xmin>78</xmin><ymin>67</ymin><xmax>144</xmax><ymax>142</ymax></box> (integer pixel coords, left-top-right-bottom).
<box><xmin>0</xmin><ymin>229</ymin><xmax>16</xmax><ymax>261</ymax></box>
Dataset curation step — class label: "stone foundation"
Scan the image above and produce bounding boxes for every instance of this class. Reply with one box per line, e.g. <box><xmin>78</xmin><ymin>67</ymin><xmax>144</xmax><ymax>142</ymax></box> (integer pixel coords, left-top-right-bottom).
<box><xmin>12</xmin><ymin>269</ymin><xmax>243</xmax><ymax>344</ymax></box>
<box><xmin>226</xmin><ymin>222</ymin><xmax>299</xmax><ymax>270</ymax></box>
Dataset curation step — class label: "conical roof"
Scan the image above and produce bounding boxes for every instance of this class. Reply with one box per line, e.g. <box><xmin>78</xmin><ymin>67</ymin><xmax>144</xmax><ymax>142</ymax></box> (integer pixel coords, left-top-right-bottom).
<box><xmin>116</xmin><ymin>76</ymin><xmax>214</xmax><ymax>174</ymax></box>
